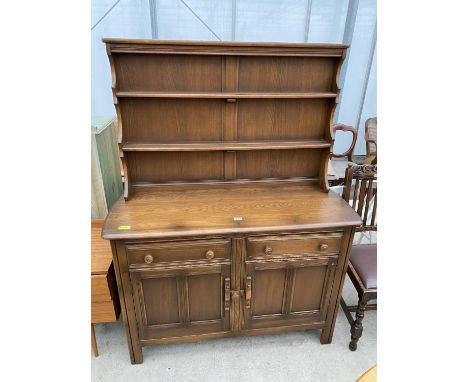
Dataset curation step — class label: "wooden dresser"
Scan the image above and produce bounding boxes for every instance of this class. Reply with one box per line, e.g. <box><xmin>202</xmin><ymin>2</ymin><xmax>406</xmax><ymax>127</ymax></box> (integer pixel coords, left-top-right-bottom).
<box><xmin>102</xmin><ymin>39</ymin><xmax>361</xmax><ymax>364</ymax></box>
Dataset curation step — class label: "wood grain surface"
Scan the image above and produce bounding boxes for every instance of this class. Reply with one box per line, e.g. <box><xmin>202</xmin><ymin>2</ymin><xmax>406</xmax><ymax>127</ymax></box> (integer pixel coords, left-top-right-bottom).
<box><xmin>91</xmin><ymin>220</ymin><xmax>121</xmax><ymax>325</ymax></box>
<box><xmin>91</xmin><ymin>219</ymin><xmax>113</xmax><ymax>274</ymax></box>
<box><xmin>106</xmin><ymin>39</ymin><xmax>347</xmax><ymax>197</ymax></box>
<box><xmin>102</xmin><ymin>182</ymin><xmax>361</xmax><ymax>240</ymax></box>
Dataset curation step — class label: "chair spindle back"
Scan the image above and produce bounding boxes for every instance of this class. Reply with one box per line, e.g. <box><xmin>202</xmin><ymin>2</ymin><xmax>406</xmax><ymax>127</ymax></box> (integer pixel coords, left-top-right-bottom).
<box><xmin>342</xmin><ymin>164</ymin><xmax>377</xmax><ymax>232</ymax></box>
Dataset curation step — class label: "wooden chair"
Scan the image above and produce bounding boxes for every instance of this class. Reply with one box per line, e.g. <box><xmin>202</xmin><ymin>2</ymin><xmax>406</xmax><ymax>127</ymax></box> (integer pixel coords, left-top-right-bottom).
<box><xmin>328</xmin><ymin>124</ymin><xmax>358</xmax><ymax>186</ymax></box>
<box><xmin>330</xmin><ymin>123</ymin><xmax>358</xmax><ymax>162</ymax></box>
<box><xmin>340</xmin><ymin>164</ymin><xmax>377</xmax><ymax>351</ymax></box>
<box><xmin>364</xmin><ymin>117</ymin><xmax>377</xmax><ymax>164</ymax></box>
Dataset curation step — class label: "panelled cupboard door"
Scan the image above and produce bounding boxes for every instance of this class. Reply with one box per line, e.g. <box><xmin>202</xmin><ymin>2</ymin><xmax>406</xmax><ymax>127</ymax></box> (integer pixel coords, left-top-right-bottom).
<box><xmin>130</xmin><ymin>264</ymin><xmax>230</xmax><ymax>341</ymax></box>
<box><xmin>244</xmin><ymin>256</ymin><xmax>337</xmax><ymax>330</ymax></box>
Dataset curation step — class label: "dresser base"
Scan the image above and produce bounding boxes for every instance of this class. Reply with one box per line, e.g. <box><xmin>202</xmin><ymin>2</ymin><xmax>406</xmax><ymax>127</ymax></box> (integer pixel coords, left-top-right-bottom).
<box><xmin>104</xmin><ymin>183</ymin><xmax>359</xmax><ymax>364</ymax></box>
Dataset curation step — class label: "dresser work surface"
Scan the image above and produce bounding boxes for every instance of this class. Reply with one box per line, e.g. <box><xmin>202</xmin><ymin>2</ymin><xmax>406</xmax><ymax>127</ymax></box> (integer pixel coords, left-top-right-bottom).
<box><xmin>101</xmin><ymin>38</ymin><xmax>360</xmax><ymax>364</ymax></box>
<box><xmin>103</xmin><ymin>182</ymin><xmax>361</xmax><ymax>240</ymax></box>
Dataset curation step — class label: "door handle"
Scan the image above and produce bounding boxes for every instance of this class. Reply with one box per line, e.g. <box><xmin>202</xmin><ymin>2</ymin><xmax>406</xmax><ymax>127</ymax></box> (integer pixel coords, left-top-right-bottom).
<box><xmin>245</xmin><ymin>276</ymin><xmax>252</xmax><ymax>309</ymax></box>
<box><xmin>224</xmin><ymin>277</ymin><xmax>230</xmax><ymax>311</ymax></box>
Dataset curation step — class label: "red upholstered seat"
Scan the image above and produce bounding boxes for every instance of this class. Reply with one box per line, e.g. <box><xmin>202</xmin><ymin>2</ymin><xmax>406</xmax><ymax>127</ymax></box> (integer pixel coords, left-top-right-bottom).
<box><xmin>349</xmin><ymin>244</ymin><xmax>377</xmax><ymax>289</ymax></box>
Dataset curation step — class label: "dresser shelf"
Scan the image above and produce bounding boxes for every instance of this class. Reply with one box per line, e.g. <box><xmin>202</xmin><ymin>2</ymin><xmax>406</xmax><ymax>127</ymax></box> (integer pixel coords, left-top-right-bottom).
<box><xmin>122</xmin><ymin>140</ymin><xmax>331</xmax><ymax>152</ymax></box>
<box><xmin>116</xmin><ymin>91</ymin><xmax>337</xmax><ymax>99</ymax></box>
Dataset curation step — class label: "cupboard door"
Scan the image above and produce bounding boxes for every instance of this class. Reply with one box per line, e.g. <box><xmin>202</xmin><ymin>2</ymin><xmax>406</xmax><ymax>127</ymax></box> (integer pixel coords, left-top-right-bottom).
<box><xmin>244</xmin><ymin>257</ymin><xmax>337</xmax><ymax>330</ymax></box>
<box><xmin>130</xmin><ymin>264</ymin><xmax>230</xmax><ymax>341</ymax></box>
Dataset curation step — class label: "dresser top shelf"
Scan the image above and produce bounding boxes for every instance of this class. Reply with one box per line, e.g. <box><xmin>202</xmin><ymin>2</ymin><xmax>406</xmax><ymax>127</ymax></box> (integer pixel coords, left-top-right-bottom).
<box><xmin>104</xmin><ymin>38</ymin><xmax>348</xmax><ymax>57</ymax></box>
<box><xmin>103</xmin><ymin>38</ymin><xmax>348</xmax><ymax>48</ymax></box>
<box><xmin>102</xmin><ymin>182</ymin><xmax>361</xmax><ymax>240</ymax></box>
<box><xmin>116</xmin><ymin>91</ymin><xmax>338</xmax><ymax>99</ymax></box>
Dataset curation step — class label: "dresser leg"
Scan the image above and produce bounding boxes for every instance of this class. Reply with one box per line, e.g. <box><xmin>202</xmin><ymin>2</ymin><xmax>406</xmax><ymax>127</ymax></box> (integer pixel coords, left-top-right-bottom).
<box><xmin>320</xmin><ymin>327</ymin><xmax>333</xmax><ymax>344</ymax></box>
<box><xmin>111</xmin><ymin>241</ymin><xmax>144</xmax><ymax>364</ymax></box>
<box><xmin>91</xmin><ymin>323</ymin><xmax>98</xmax><ymax>357</ymax></box>
<box><xmin>130</xmin><ymin>343</ymin><xmax>143</xmax><ymax>364</ymax></box>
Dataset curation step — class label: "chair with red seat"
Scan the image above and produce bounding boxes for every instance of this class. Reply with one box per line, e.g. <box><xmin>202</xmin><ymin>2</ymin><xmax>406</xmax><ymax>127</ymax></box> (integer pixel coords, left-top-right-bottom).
<box><xmin>340</xmin><ymin>163</ymin><xmax>377</xmax><ymax>351</ymax></box>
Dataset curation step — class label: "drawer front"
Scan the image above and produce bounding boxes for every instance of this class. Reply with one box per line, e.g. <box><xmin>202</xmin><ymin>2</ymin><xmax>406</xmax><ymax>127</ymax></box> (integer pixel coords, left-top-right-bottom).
<box><xmin>126</xmin><ymin>239</ymin><xmax>231</xmax><ymax>267</ymax></box>
<box><xmin>92</xmin><ymin>301</ymin><xmax>119</xmax><ymax>323</ymax></box>
<box><xmin>246</xmin><ymin>232</ymin><xmax>342</xmax><ymax>260</ymax></box>
<box><xmin>91</xmin><ymin>274</ymin><xmax>112</xmax><ymax>302</ymax></box>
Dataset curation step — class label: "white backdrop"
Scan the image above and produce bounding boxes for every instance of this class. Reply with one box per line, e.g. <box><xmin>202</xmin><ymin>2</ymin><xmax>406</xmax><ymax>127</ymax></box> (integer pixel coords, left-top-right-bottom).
<box><xmin>91</xmin><ymin>0</ymin><xmax>376</xmax><ymax>155</ymax></box>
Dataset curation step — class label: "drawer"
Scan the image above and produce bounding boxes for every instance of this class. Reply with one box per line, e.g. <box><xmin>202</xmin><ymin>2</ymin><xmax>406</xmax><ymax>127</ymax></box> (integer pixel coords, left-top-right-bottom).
<box><xmin>92</xmin><ymin>301</ymin><xmax>119</xmax><ymax>323</ymax></box>
<box><xmin>246</xmin><ymin>232</ymin><xmax>342</xmax><ymax>260</ymax></box>
<box><xmin>126</xmin><ymin>239</ymin><xmax>231</xmax><ymax>266</ymax></box>
<box><xmin>91</xmin><ymin>274</ymin><xmax>112</xmax><ymax>302</ymax></box>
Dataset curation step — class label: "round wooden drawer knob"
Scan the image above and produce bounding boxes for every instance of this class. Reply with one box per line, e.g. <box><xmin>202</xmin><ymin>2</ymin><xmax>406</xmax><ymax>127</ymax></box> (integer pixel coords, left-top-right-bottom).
<box><xmin>319</xmin><ymin>244</ymin><xmax>329</xmax><ymax>252</ymax></box>
<box><xmin>205</xmin><ymin>250</ymin><xmax>215</xmax><ymax>259</ymax></box>
<box><xmin>144</xmin><ymin>254</ymin><xmax>154</xmax><ymax>264</ymax></box>
<box><xmin>264</xmin><ymin>246</ymin><xmax>273</xmax><ymax>255</ymax></box>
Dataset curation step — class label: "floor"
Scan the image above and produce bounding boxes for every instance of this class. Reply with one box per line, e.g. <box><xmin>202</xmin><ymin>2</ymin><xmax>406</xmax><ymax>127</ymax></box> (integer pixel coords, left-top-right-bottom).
<box><xmin>92</xmin><ymin>231</ymin><xmax>377</xmax><ymax>382</ymax></box>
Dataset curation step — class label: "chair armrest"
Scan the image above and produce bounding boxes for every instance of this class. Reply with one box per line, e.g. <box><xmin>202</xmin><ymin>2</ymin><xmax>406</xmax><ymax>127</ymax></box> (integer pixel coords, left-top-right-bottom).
<box><xmin>330</xmin><ymin>124</ymin><xmax>358</xmax><ymax>162</ymax></box>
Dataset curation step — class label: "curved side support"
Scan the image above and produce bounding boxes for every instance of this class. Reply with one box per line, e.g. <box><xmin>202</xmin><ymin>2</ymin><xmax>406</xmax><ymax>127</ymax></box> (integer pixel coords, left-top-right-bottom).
<box><xmin>106</xmin><ymin>44</ymin><xmax>122</xmax><ymax>144</ymax></box>
<box><xmin>322</xmin><ymin>49</ymin><xmax>347</xmax><ymax>192</ymax></box>
<box><xmin>327</xmin><ymin>49</ymin><xmax>347</xmax><ymax>141</ymax></box>
<box><xmin>328</xmin><ymin>103</ymin><xmax>337</xmax><ymax>142</ymax></box>
<box><xmin>330</xmin><ymin>124</ymin><xmax>358</xmax><ymax>162</ymax></box>
<box><xmin>319</xmin><ymin>149</ymin><xmax>330</xmax><ymax>193</ymax></box>
<box><xmin>115</xmin><ymin>99</ymin><xmax>123</xmax><ymax>145</ymax></box>
<box><xmin>121</xmin><ymin>154</ymin><xmax>130</xmax><ymax>201</ymax></box>
<box><xmin>335</xmin><ymin>50</ymin><xmax>347</xmax><ymax>94</ymax></box>
<box><xmin>106</xmin><ymin>43</ymin><xmax>117</xmax><ymax>89</ymax></box>
<box><xmin>106</xmin><ymin>42</ymin><xmax>129</xmax><ymax>200</ymax></box>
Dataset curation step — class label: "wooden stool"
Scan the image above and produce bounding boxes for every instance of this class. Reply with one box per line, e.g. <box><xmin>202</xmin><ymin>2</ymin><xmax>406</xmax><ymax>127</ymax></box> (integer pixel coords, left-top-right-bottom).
<box><xmin>356</xmin><ymin>365</ymin><xmax>377</xmax><ymax>382</ymax></box>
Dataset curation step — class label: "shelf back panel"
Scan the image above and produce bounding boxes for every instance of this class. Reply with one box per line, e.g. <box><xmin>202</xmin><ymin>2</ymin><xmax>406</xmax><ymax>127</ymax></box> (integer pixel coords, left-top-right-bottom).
<box><xmin>237</xmin><ymin>99</ymin><xmax>333</xmax><ymax>141</ymax></box>
<box><xmin>121</xmin><ymin>98</ymin><xmax>332</xmax><ymax>143</ymax></box>
<box><xmin>126</xmin><ymin>151</ymin><xmax>225</xmax><ymax>183</ymax></box>
<box><xmin>236</xmin><ymin>149</ymin><xmax>322</xmax><ymax>179</ymax></box>
<box><xmin>127</xmin><ymin>149</ymin><xmax>322</xmax><ymax>185</ymax></box>
<box><xmin>238</xmin><ymin>56</ymin><xmax>339</xmax><ymax>93</ymax></box>
<box><xmin>114</xmin><ymin>54</ymin><xmax>223</xmax><ymax>92</ymax></box>
<box><xmin>120</xmin><ymin>99</ymin><xmax>224</xmax><ymax>142</ymax></box>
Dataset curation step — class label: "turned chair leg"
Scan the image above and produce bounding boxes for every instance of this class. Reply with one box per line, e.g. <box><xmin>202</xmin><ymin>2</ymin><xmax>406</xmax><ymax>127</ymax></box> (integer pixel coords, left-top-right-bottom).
<box><xmin>349</xmin><ymin>296</ymin><xmax>368</xmax><ymax>351</ymax></box>
<box><xmin>91</xmin><ymin>323</ymin><xmax>99</xmax><ymax>357</ymax></box>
